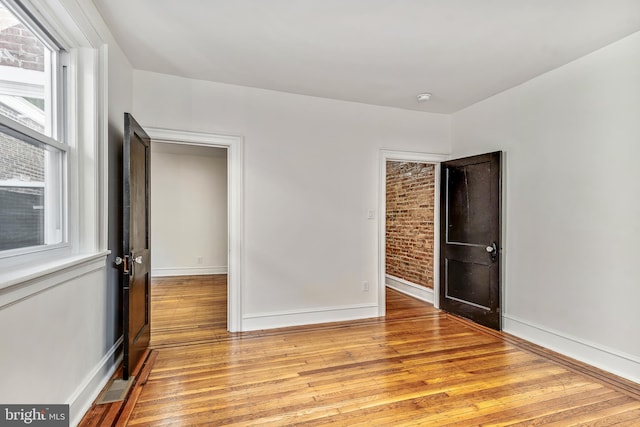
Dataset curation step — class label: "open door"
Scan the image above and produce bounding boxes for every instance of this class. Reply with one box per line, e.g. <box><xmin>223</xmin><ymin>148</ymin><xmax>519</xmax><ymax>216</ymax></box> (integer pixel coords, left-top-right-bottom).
<box><xmin>439</xmin><ymin>152</ymin><xmax>501</xmax><ymax>330</ymax></box>
<box><xmin>120</xmin><ymin>113</ymin><xmax>151</xmax><ymax>379</ymax></box>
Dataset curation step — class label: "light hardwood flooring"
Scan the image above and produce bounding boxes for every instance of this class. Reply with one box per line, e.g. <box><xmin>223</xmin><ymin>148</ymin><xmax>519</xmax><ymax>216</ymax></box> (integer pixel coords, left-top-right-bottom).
<box><xmin>82</xmin><ymin>275</ymin><xmax>640</xmax><ymax>426</ymax></box>
<box><xmin>150</xmin><ymin>275</ymin><xmax>228</xmax><ymax>348</ymax></box>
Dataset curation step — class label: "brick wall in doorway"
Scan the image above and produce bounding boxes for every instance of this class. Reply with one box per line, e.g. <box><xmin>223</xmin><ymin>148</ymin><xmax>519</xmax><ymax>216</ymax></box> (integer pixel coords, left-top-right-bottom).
<box><xmin>386</xmin><ymin>162</ymin><xmax>435</xmax><ymax>289</ymax></box>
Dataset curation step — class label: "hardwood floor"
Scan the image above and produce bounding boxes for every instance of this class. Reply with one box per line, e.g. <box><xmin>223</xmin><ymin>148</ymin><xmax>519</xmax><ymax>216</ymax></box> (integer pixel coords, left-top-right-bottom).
<box><xmin>82</xmin><ymin>275</ymin><xmax>640</xmax><ymax>426</ymax></box>
<box><xmin>150</xmin><ymin>275</ymin><xmax>228</xmax><ymax>348</ymax></box>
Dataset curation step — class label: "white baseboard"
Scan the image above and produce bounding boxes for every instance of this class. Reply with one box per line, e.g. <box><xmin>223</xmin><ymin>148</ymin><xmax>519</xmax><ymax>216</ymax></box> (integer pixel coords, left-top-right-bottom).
<box><xmin>385</xmin><ymin>274</ymin><xmax>434</xmax><ymax>304</ymax></box>
<box><xmin>503</xmin><ymin>314</ymin><xmax>640</xmax><ymax>384</ymax></box>
<box><xmin>67</xmin><ymin>336</ymin><xmax>123</xmax><ymax>427</ymax></box>
<box><xmin>151</xmin><ymin>266</ymin><xmax>228</xmax><ymax>277</ymax></box>
<box><xmin>242</xmin><ymin>303</ymin><xmax>379</xmax><ymax>331</ymax></box>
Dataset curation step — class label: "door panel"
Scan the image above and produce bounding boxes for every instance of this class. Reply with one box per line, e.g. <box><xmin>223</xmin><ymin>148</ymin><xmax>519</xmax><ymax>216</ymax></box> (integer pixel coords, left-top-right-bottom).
<box><xmin>445</xmin><ymin>259</ymin><xmax>491</xmax><ymax>308</ymax></box>
<box><xmin>440</xmin><ymin>151</ymin><xmax>501</xmax><ymax>330</ymax></box>
<box><xmin>122</xmin><ymin>113</ymin><xmax>151</xmax><ymax>379</ymax></box>
<box><xmin>446</xmin><ymin>163</ymin><xmax>493</xmax><ymax>244</ymax></box>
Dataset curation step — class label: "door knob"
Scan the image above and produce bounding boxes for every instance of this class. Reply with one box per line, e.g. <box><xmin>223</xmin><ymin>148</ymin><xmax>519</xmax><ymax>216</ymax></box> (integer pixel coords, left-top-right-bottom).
<box><xmin>134</xmin><ymin>256</ymin><xmax>143</xmax><ymax>264</ymax></box>
<box><xmin>486</xmin><ymin>242</ymin><xmax>498</xmax><ymax>262</ymax></box>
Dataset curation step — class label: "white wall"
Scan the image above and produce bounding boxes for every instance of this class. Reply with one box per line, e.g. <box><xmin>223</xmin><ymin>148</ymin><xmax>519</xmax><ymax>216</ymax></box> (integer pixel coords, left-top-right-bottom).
<box><xmin>151</xmin><ymin>145</ymin><xmax>228</xmax><ymax>276</ymax></box>
<box><xmin>0</xmin><ymin>263</ymin><xmax>112</xmax><ymax>422</ymax></box>
<box><xmin>133</xmin><ymin>72</ymin><xmax>451</xmax><ymax>329</ymax></box>
<box><xmin>452</xmin><ymin>31</ymin><xmax>640</xmax><ymax>382</ymax></box>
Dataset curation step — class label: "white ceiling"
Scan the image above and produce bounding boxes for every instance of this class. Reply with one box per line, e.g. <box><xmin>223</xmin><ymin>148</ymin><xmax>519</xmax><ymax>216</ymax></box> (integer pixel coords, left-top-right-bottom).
<box><xmin>93</xmin><ymin>0</ymin><xmax>640</xmax><ymax>113</ymax></box>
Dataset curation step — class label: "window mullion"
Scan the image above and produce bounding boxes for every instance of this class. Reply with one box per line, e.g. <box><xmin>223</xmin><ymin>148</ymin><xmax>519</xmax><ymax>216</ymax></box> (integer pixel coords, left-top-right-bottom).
<box><xmin>0</xmin><ymin>116</ymin><xmax>68</xmax><ymax>153</ymax></box>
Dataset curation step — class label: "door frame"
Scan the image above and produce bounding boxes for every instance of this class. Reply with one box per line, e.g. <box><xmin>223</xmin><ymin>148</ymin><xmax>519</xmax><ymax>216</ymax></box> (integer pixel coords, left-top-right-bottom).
<box><xmin>146</xmin><ymin>127</ymin><xmax>244</xmax><ymax>332</ymax></box>
<box><xmin>377</xmin><ymin>150</ymin><xmax>448</xmax><ymax>316</ymax></box>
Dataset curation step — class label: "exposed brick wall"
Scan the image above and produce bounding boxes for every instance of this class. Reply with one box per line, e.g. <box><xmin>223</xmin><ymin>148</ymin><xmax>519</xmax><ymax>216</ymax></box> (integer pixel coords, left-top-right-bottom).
<box><xmin>0</xmin><ymin>21</ymin><xmax>45</xmax><ymax>71</ymax></box>
<box><xmin>0</xmin><ymin>130</ymin><xmax>44</xmax><ymax>183</ymax></box>
<box><xmin>386</xmin><ymin>162</ymin><xmax>435</xmax><ymax>288</ymax></box>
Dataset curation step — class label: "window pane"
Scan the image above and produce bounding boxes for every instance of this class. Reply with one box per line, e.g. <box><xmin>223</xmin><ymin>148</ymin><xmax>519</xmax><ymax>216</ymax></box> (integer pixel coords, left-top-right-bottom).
<box><xmin>0</xmin><ymin>128</ymin><xmax>63</xmax><ymax>251</ymax></box>
<box><xmin>0</xmin><ymin>2</ymin><xmax>53</xmax><ymax>136</ymax></box>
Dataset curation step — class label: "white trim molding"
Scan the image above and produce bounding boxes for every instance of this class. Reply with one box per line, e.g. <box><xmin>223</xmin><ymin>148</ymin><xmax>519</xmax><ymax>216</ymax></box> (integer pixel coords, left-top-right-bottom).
<box><xmin>68</xmin><ymin>337</ymin><xmax>123</xmax><ymax>427</ymax></box>
<box><xmin>0</xmin><ymin>251</ymin><xmax>109</xmax><ymax>309</ymax></box>
<box><xmin>147</xmin><ymin>127</ymin><xmax>240</xmax><ymax>147</ymax></box>
<box><xmin>243</xmin><ymin>303</ymin><xmax>379</xmax><ymax>332</ymax></box>
<box><xmin>145</xmin><ymin>127</ymin><xmax>244</xmax><ymax>332</ymax></box>
<box><xmin>503</xmin><ymin>314</ymin><xmax>640</xmax><ymax>384</ymax></box>
<box><xmin>378</xmin><ymin>149</ymin><xmax>448</xmax><ymax>317</ymax></box>
<box><xmin>385</xmin><ymin>274</ymin><xmax>434</xmax><ymax>304</ymax></box>
<box><xmin>152</xmin><ymin>266</ymin><xmax>228</xmax><ymax>277</ymax></box>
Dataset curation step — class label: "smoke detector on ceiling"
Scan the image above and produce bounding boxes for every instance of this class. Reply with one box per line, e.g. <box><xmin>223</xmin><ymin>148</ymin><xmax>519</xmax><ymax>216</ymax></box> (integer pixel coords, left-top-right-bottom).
<box><xmin>416</xmin><ymin>93</ymin><xmax>432</xmax><ymax>102</ymax></box>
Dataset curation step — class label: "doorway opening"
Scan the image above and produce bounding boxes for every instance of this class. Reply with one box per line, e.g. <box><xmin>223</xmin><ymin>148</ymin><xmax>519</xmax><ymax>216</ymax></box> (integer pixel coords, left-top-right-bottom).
<box><xmin>377</xmin><ymin>151</ymin><xmax>448</xmax><ymax>316</ymax></box>
<box><xmin>385</xmin><ymin>161</ymin><xmax>436</xmax><ymax>302</ymax></box>
<box><xmin>150</xmin><ymin>142</ymin><xmax>228</xmax><ymax>346</ymax></box>
<box><xmin>151</xmin><ymin>142</ymin><xmax>228</xmax><ymax>278</ymax></box>
<box><xmin>146</xmin><ymin>128</ymin><xmax>243</xmax><ymax>332</ymax></box>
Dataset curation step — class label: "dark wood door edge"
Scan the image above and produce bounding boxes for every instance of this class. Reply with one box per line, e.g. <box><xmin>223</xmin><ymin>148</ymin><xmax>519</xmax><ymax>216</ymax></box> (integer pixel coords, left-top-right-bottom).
<box><xmin>445</xmin><ymin>313</ymin><xmax>640</xmax><ymax>401</ymax></box>
<box><xmin>78</xmin><ymin>349</ymin><xmax>158</xmax><ymax>427</ymax></box>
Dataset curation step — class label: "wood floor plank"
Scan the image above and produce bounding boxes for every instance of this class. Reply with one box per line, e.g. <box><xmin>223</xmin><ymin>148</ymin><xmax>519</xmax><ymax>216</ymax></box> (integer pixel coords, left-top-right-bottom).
<box><xmin>81</xmin><ymin>275</ymin><xmax>640</xmax><ymax>426</ymax></box>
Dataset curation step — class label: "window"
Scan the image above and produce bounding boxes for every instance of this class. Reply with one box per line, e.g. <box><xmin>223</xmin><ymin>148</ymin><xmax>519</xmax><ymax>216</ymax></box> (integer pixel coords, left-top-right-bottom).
<box><xmin>0</xmin><ymin>0</ymin><xmax>106</xmax><ymax>299</ymax></box>
<box><xmin>0</xmin><ymin>0</ymin><xmax>67</xmax><ymax>254</ymax></box>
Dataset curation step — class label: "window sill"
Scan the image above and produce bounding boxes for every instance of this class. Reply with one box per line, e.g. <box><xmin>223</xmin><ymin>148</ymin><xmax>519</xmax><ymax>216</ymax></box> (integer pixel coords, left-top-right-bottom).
<box><xmin>0</xmin><ymin>250</ymin><xmax>110</xmax><ymax>309</ymax></box>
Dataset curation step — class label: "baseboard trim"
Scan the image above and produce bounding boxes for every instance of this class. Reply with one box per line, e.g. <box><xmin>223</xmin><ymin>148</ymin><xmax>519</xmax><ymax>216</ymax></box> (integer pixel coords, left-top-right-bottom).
<box><xmin>385</xmin><ymin>274</ymin><xmax>433</xmax><ymax>304</ymax></box>
<box><xmin>68</xmin><ymin>336</ymin><xmax>123</xmax><ymax>427</ymax></box>
<box><xmin>151</xmin><ymin>266</ymin><xmax>228</xmax><ymax>277</ymax></box>
<box><xmin>503</xmin><ymin>314</ymin><xmax>640</xmax><ymax>385</ymax></box>
<box><xmin>242</xmin><ymin>303</ymin><xmax>379</xmax><ymax>332</ymax></box>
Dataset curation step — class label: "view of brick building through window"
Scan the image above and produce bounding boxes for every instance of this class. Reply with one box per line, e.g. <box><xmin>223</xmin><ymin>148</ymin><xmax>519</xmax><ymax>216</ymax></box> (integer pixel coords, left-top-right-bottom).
<box><xmin>385</xmin><ymin>161</ymin><xmax>435</xmax><ymax>288</ymax></box>
<box><xmin>0</xmin><ymin>3</ymin><xmax>48</xmax><ymax>250</ymax></box>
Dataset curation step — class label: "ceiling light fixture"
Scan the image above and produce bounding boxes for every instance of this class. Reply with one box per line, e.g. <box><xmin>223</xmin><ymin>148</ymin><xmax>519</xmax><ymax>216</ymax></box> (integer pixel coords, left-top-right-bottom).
<box><xmin>416</xmin><ymin>93</ymin><xmax>432</xmax><ymax>102</ymax></box>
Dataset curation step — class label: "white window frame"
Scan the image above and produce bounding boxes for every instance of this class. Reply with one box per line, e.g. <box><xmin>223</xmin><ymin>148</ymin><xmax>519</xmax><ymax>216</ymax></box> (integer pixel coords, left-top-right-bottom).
<box><xmin>0</xmin><ymin>0</ymin><xmax>67</xmax><ymax>256</ymax></box>
<box><xmin>0</xmin><ymin>116</ymin><xmax>68</xmax><ymax>252</ymax></box>
<box><xmin>0</xmin><ymin>0</ymin><xmax>108</xmax><ymax>304</ymax></box>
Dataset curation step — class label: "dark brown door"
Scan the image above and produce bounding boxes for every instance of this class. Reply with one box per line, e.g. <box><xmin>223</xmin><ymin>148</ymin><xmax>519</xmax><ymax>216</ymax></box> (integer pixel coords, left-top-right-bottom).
<box><xmin>439</xmin><ymin>151</ymin><xmax>501</xmax><ymax>330</ymax></box>
<box><xmin>122</xmin><ymin>113</ymin><xmax>151</xmax><ymax>379</ymax></box>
